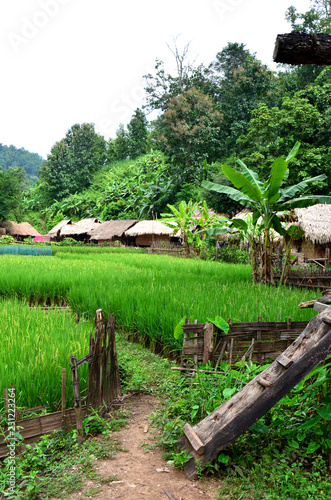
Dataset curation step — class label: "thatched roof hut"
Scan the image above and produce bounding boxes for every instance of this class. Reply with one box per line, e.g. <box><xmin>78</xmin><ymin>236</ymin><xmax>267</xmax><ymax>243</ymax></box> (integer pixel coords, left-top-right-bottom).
<box><xmin>288</xmin><ymin>205</ymin><xmax>331</xmax><ymax>263</ymax></box>
<box><xmin>48</xmin><ymin>218</ymin><xmax>102</xmax><ymax>241</ymax></box>
<box><xmin>125</xmin><ymin>220</ymin><xmax>181</xmax><ymax>247</ymax></box>
<box><xmin>0</xmin><ymin>221</ymin><xmax>42</xmax><ymax>239</ymax></box>
<box><xmin>60</xmin><ymin>218</ymin><xmax>102</xmax><ymax>237</ymax></box>
<box><xmin>89</xmin><ymin>220</ymin><xmax>138</xmax><ymax>244</ymax></box>
<box><xmin>294</xmin><ymin>205</ymin><xmax>331</xmax><ymax>245</ymax></box>
<box><xmin>48</xmin><ymin>219</ymin><xmax>73</xmax><ymax>239</ymax></box>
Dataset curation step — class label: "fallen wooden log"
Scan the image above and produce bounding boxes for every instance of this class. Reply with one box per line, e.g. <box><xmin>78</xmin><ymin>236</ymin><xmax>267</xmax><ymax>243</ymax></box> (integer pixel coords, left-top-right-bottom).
<box><xmin>177</xmin><ymin>308</ymin><xmax>331</xmax><ymax>478</ymax></box>
<box><xmin>273</xmin><ymin>33</ymin><xmax>331</xmax><ymax>65</ymax></box>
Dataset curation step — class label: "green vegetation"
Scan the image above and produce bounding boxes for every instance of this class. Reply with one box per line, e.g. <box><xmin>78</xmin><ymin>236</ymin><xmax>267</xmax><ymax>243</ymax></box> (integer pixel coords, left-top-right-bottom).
<box><xmin>2</xmin><ymin>329</ymin><xmax>329</xmax><ymax>499</ymax></box>
<box><xmin>0</xmin><ymin>298</ymin><xmax>90</xmax><ymax>411</ymax></box>
<box><xmin>0</xmin><ymin>144</ymin><xmax>43</xmax><ymax>185</ymax></box>
<box><xmin>153</xmin><ymin>356</ymin><xmax>331</xmax><ymax>500</ymax></box>
<box><xmin>203</xmin><ymin>142</ymin><xmax>331</xmax><ymax>284</ymax></box>
<box><xmin>0</xmin><ymin>248</ymin><xmax>329</xmax><ymax>498</ymax></box>
<box><xmin>0</xmin><ymin>250</ymin><xmax>319</xmax><ymax>411</ymax></box>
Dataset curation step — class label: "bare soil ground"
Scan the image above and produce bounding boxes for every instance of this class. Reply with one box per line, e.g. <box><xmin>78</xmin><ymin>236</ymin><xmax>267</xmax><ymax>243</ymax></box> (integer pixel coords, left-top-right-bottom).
<box><xmin>54</xmin><ymin>393</ymin><xmax>221</xmax><ymax>500</ymax></box>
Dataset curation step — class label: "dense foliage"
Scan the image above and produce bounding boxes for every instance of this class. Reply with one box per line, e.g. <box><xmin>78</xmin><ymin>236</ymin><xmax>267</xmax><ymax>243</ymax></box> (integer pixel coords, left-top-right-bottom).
<box><xmin>0</xmin><ymin>144</ymin><xmax>43</xmax><ymax>184</ymax></box>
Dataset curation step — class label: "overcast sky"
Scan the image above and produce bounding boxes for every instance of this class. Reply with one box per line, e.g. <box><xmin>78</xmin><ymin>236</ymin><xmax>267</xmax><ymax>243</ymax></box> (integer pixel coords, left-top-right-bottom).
<box><xmin>1</xmin><ymin>0</ymin><xmax>311</xmax><ymax>159</ymax></box>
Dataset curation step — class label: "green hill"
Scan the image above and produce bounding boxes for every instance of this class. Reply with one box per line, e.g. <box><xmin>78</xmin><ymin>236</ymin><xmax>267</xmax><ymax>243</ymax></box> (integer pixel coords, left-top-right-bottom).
<box><xmin>0</xmin><ymin>143</ymin><xmax>43</xmax><ymax>184</ymax></box>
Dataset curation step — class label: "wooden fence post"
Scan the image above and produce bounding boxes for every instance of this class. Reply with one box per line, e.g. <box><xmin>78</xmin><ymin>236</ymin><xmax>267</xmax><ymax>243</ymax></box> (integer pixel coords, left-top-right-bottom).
<box><xmin>61</xmin><ymin>368</ymin><xmax>67</xmax><ymax>428</ymax></box>
<box><xmin>107</xmin><ymin>308</ymin><xmax>122</xmax><ymax>402</ymax></box>
<box><xmin>70</xmin><ymin>356</ymin><xmax>84</xmax><ymax>444</ymax></box>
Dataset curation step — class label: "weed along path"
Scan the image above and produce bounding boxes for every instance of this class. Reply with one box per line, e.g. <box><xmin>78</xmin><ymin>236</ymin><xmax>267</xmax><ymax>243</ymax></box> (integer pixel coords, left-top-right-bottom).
<box><xmin>53</xmin><ymin>394</ymin><xmax>220</xmax><ymax>500</ymax></box>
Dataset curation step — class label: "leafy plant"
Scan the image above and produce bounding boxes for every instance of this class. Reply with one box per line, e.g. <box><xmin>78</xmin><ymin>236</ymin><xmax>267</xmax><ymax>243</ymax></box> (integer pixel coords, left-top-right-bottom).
<box><xmin>203</xmin><ymin>141</ymin><xmax>331</xmax><ymax>284</ymax></box>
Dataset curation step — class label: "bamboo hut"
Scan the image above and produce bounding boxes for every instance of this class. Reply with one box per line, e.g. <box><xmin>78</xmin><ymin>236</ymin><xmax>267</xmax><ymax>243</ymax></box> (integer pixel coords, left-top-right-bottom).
<box><xmin>89</xmin><ymin>220</ymin><xmax>139</xmax><ymax>245</ymax></box>
<box><xmin>0</xmin><ymin>221</ymin><xmax>42</xmax><ymax>240</ymax></box>
<box><xmin>124</xmin><ymin>220</ymin><xmax>181</xmax><ymax>247</ymax></box>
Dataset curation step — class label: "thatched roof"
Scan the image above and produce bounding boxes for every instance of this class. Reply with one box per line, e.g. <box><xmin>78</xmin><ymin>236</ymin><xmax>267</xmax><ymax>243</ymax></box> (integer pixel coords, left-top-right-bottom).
<box><xmin>89</xmin><ymin>220</ymin><xmax>138</xmax><ymax>240</ymax></box>
<box><xmin>1</xmin><ymin>221</ymin><xmax>42</xmax><ymax>237</ymax></box>
<box><xmin>294</xmin><ymin>204</ymin><xmax>331</xmax><ymax>244</ymax></box>
<box><xmin>125</xmin><ymin>220</ymin><xmax>181</xmax><ymax>237</ymax></box>
<box><xmin>60</xmin><ymin>218</ymin><xmax>102</xmax><ymax>236</ymax></box>
<box><xmin>47</xmin><ymin>219</ymin><xmax>72</xmax><ymax>236</ymax></box>
<box><xmin>48</xmin><ymin>218</ymin><xmax>102</xmax><ymax>237</ymax></box>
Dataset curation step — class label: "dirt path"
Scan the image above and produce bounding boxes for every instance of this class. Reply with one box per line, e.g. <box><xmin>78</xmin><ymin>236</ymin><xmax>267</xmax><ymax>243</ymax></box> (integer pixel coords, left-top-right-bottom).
<box><xmin>56</xmin><ymin>394</ymin><xmax>221</xmax><ymax>500</ymax></box>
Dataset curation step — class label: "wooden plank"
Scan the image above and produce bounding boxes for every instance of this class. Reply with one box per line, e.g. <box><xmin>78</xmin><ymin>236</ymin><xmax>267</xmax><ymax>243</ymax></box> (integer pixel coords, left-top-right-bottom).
<box><xmin>314</xmin><ymin>302</ymin><xmax>330</xmax><ymax>312</ymax></box>
<box><xmin>183</xmin><ymin>346</ymin><xmax>204</xmax><ymax>355</ymax></box>
<box><xmin>193</xmin><ymin>319</ymin><xmax>198</xmax><ymax>365</ymax></box>
<box><xmin>183</xmin><ymin>423</ymin><xmax>205</xmax><ymax>455</ymax></box>
<box><xmin>70</xmin><ymin>355</ymin><xmax>84</xmax><ymax>443</ymax></box>
<box><xmin>203</xmin><ymin>323</ymin><xmax>214</xmax><ymax>364</ymax></box>
<box><xmin>214</xmin><ymin>341</ymin><xmax>227</xmax><ymax>372</ymax></box>
<box><xmin>177</xmin><ymin>308</ymin><xmax>331</xmax><ymax>478</ymax></box>
<box><xmin>108</xmin><ymin>311</ymin><xmax>122</xmax><ymax>403</ymax></box>
<box><xmin>276</xmin><ymin>354</ymin><xmax>293</xmax><ymax>369</ymax></box>
<box><xmin>0</xmin><ymin>407</ymin><xmax>88</xmax><ymax>458</ymax></box>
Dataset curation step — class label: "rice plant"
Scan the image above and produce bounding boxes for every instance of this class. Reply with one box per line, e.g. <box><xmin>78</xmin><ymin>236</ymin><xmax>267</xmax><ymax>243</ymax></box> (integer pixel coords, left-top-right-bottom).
<box><xmin>0</xmin><ymin>251</ymin><xmax>318</xmax><ymax>355</ymax></box>
<box><xmin>0</xmin><ymin>298</ymin><xmax>91</xmax><ymax>411</ymax></box>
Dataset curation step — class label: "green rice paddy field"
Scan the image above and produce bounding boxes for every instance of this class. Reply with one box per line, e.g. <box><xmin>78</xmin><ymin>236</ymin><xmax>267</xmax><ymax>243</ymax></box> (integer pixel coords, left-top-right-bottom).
<box><xmin>0</xmin><ymin>248</ymin><xmax>319</xmax><ymax>411</ymax></box>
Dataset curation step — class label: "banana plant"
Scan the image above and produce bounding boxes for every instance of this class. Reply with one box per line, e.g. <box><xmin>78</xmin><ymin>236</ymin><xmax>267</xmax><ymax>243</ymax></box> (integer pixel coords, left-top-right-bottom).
<box><xmin>202</xmin><ymin>142</ymin><xmax>331</xmax><ymax>284</ymax></box>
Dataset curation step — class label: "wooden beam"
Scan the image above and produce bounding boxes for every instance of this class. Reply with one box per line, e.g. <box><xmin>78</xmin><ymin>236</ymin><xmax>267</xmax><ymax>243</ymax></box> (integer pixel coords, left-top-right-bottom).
<box><xmin>177</xmin><ymin>308</ymin><xmax>331</xmax><ymax>478</ymax></box>
<box><xmin>273</xmin><ymin>33</ymin><xmax>331</xmax><ymax>65</ymax></box>
<box><xmin>183</xmin><ymin>423</ymin><xmax>205</xmax><ymax>455</ymax></box>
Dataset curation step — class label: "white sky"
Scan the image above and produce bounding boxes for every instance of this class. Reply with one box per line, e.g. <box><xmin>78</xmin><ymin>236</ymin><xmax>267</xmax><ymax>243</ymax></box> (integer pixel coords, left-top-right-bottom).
<box><xmin>1</xmin><ymin>0</ymin><xmax>311</xmax><ymax>159</ymax></box>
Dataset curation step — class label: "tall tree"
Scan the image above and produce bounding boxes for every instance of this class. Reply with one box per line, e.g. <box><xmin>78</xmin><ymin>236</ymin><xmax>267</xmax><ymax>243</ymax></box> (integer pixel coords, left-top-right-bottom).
<box><xmin>212</xmin><ymin>43</ymin><xmax>277</xmax><ymax>156</ymax></box>
<box><xmin>0</xmin><ymin>167</ymin><xmax>28</xmax><ymax>221</ymax></box>
<box><xmin>286</xmin><ymin>1</ymin><xmax>331</xmax><ymax>34</ymax></box>
<box><xmin>237</xmin><ymin>85</ymin><xmax>331</xmax><ymax>192</ymax></box>
<box><xmin>127</xmin><ymin>108</ymin><xmax>149</xmax><ymax>159</ymax></box>
<box><xmin>39</xmin><ymin>123</ymin><xmax>106</xmax><ymax>202</ymax></box>
<box><xmin>155</xmin><ymin>87</ymin><xmax>223</xmax><ymax>185</ymax></box>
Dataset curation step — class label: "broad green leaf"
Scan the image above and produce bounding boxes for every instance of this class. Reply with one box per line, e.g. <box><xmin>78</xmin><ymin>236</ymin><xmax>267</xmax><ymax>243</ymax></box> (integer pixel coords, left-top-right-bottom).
<box><xmin>173</xmin><ymin>317</ymin><xmax>186</xmax><ymax>340</ymax></box>
<box><xmin>223</xmin><ymin>387</ymin><xmax>236</xmax><ymax>399</ymax></box>
<box><xmin>218</xmin><ymin>453</ymin><xmax>230</xmax><ymax>464</ymax></box>
<box><xmin>206</xmin><ymin>227</ymin><xmax>231</xmax><ymax>236</ymax></box>
<box><xmin>297</xmin><ymin>432</ymin><xmax>306</xmax><ymax>442</ymax></box>
<box><xmin>251</xmin><ymin>423</ymin><xmax>269</xmax><ymax>434</ymax></box>
<box><xmin>288</xmin><ymin>439</ymin><xmax>299</xmax><ymax>449</ymax></box>
<box><xmin>278</xmin><ymin>196</ymin><xmax>321</xmax><ymax>210</ymax></box>
<box><xmin>267</xmin><ymin>157</ymin><xmax>288</xmax><ymax>199</ymax></box>
<box><xmin>230</xmin><ymin>218</ymin><xmax>248</xmax><ymax>231</ymax></box>
<box><xmin>222</xmin><ymin>165</ymin><xmax>262</xmax><ymax>202</ymax></box>
<box><xmin>270</xmin><ymin>214</ymin><xmax>286</xmax><ymax>236</ymax></box>
<box><xmin>285</xmin><ymin>141</ymin><xmax>300</xmax><ymax>163</ymax></box>
<box><xmin>236</xmin><ymin>159</ymin><xmax>263</xmax><ymax>191</ymax></box>
<box><xmin>297</xmin><ymin>415</ymin><xmax>321</xmax><ymax>430</ymax></box>
<box><xmin>316</xmin><ymin>403</ymin><xmax>331</xmax><ymax>420</ymax></box>
<box><xmin>202</xmin><ymin>181</ymin><xmax>254</xmax><ymax>205</ymax></box>
<box><xmin>207</xmin><ymin>315</ymin><xmax>230</xmax><ymax>334</ymax></box>
<box><xmin>307</xmin><ymin>442</ymin><xmax>320</xmax><ymax>454</ymax></box>
<box><xmin>326</xmin><ymin>439</ymin><xmax>331</xmax><ymax>449</ymax></box>
<box><xmin>278</xmin><ymin>175</ymin><xmax>327</xmax><ymax>202</ymax></box>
